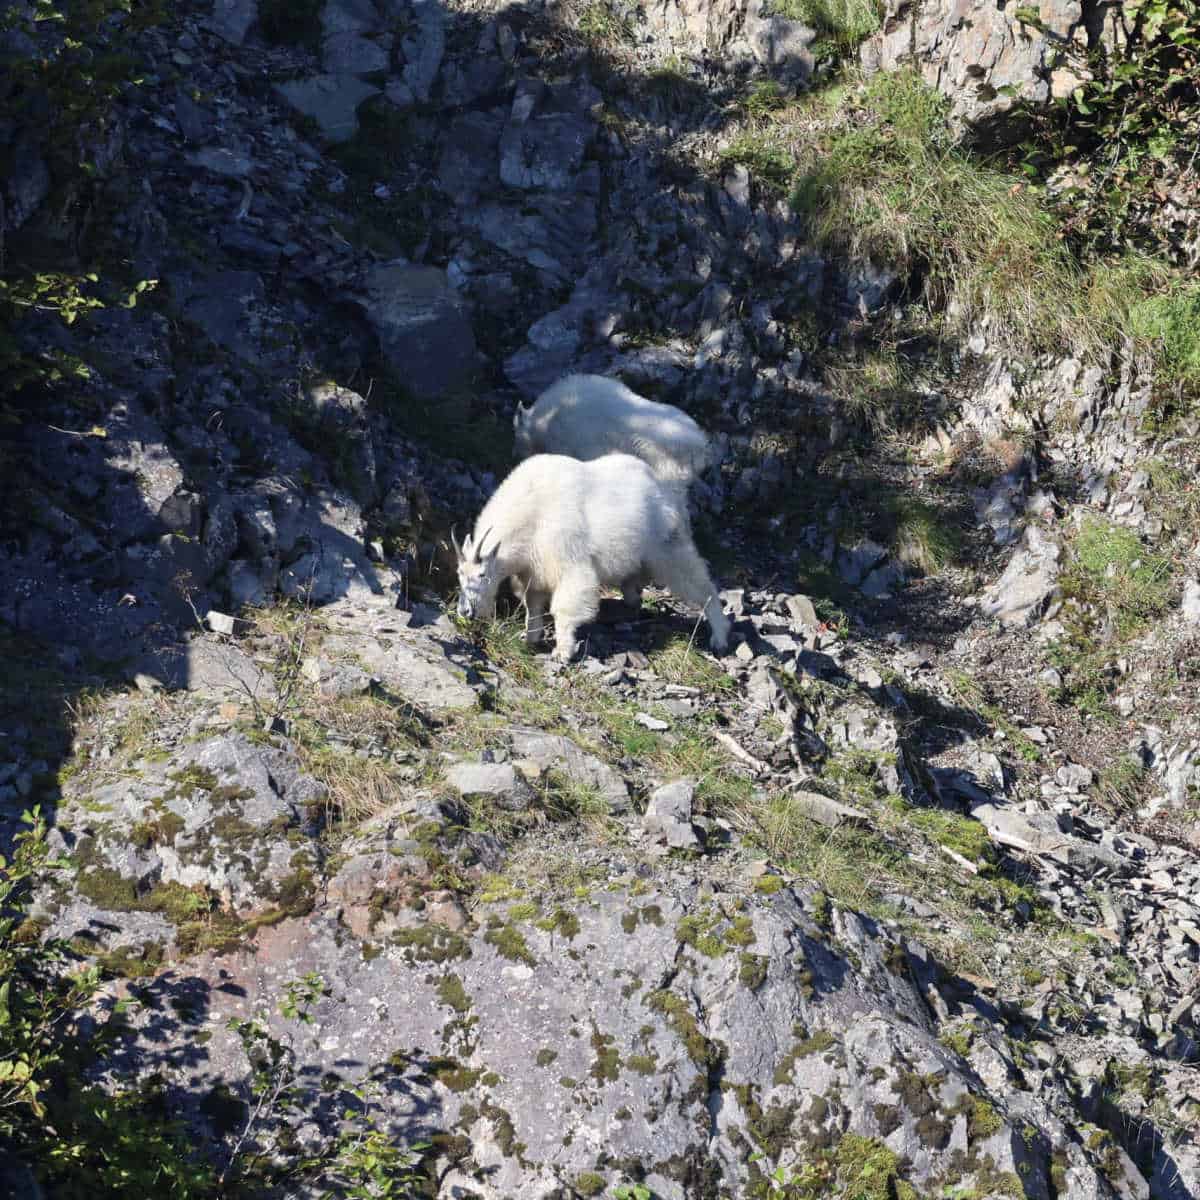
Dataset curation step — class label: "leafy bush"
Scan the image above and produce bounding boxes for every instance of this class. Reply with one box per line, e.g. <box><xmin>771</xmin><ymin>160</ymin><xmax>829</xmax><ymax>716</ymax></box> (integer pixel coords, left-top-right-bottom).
<box><xmin>1011</xmin><ymin>0</ymin><xmax>1200</xmax><ymax>261</ymax></box>
<box><xmin>0</xmin><ymin>811</ymin><xmax>217</xmax><ymax>1197</ymax></box>
<box><xmin>0</xmin><ymin>1</ymin><xmax>160</xmax><ymax>420</ymax></box>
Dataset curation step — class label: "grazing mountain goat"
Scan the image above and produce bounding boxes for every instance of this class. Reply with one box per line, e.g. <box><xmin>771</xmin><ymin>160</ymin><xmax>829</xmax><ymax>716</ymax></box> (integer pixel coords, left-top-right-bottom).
<box><xmin>512</xmin><ymin>374</ymin><xmax>711</xmax><ymax>486</ymax></box>
<box><xmin>454</xmin><ymin>454</ymin><xmax>729</xmax><ymax>663</ymax></box>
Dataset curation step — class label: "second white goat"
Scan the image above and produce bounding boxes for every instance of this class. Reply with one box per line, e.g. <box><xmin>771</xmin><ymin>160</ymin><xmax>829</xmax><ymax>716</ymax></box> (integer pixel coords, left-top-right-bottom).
<box><xmin>512</xmin><ymin>374</ymin><xmax>711</xmax><ymax>485</ymax></box>
<box><xmin>454</xmin><ymin>453</ymin><xmax>729</xmax><ymax>662</ymax></box>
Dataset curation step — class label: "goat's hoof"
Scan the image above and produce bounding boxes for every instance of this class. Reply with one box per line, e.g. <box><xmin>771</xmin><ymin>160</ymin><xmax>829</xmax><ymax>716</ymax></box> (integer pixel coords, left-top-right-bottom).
<box><xmin>551</xmin><ymin>641</ymin><xmax>582</xmax><ymax>665</ymax></box>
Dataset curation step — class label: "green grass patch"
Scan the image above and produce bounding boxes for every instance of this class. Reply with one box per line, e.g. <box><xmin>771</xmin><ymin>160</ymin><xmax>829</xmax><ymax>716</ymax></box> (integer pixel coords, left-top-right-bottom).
<box><xmin>1096</xmin><ymin>754</ymin><xmax>1147</xmax><ymax>812</ymax></box>
<box><xmin>741</xmin><ymin>80</ymin><xmax>788</xmax><ymax>119</ymax></box>
<box><xmin>887</xmin><ymin>496</ymin><xmax>962</xmax><ymax>574</ymax></box>
<box><xmin>577</xmin><ymin>1</ymin><xmax>633</xmax><ymax>44</ymax></box>
<box><xmin>646</xmin><ymin>637</ymin><xmax>734</xmax><ymax>692</ymax></box>
<box><xmin>718</xmin><ymin>133</ymin><xmax>796</xmax><ymax>195</ymax></box>
<box><xmin>768</xmin><ymin>0</ymin><xmax>881</xmax><ymax>56</ymax></box>
<box><xmin>1066</xmin><ymin>517</ymin><xmax>1173</xmax><ymax>636</ymax></box>
<box><xmin>888</xmin><ymin>795</ymin><xmax>993</xmax><ymax>868</ymax></box>
<box><xmin>787</xmin><ymin>71</ymin><xmax>1161</xmax><ymax>356</ymax></box>
<box><xmin>1130</xmin><ymin>282</ymin><xmax>1200</xmax><ymax>391</ymax></box>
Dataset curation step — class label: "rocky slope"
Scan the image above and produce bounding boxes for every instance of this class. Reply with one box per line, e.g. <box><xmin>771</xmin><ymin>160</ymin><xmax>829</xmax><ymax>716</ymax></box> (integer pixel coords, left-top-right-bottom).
<box><xmin>1</xmin><ymin>0</ymin><xmax>1199</xmax><ymax>1196</ymax></box>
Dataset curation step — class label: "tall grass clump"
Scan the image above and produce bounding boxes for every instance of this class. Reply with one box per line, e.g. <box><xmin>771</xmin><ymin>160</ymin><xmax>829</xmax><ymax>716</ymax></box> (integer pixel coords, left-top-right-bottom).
<box><xmin>769</xmin><ymin>0</ymin><xmax>882</xmax><ymax>55</ymax></box>
<box><xmin>789</xmin><ymin>71</ymin><xmax>1145</xmax><ymax>354</ymax></box>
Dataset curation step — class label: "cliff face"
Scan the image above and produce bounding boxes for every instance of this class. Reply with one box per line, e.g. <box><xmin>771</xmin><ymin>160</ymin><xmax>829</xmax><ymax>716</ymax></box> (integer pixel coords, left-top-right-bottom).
<box><xmin>1</xmin><ymin>0</ymin><xmax>1199</xmax><ymax>1196</ymax></box>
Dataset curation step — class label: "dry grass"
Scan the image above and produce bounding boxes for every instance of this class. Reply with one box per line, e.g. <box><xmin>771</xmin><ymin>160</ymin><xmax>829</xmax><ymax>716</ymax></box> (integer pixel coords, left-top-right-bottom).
<box><xmin>645</xmin><ymin>636</ymin><xmax>735</xmax><ymax>693</ymax></box>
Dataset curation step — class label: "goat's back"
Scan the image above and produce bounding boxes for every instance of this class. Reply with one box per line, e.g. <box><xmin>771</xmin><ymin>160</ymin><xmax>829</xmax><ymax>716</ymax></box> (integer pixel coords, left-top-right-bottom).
<box><xmin>527</xmin><ymin>375</ymin><xmax>710</xmax><ymax>481</ymax></box>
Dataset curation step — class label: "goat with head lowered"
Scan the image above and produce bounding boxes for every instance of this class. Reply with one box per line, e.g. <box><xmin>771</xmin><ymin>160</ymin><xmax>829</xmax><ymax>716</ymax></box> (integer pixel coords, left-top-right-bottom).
<box><xmin>453</xmin><ymin>453</ymin><xmax>729</xmax><ymax>663</ymax></box>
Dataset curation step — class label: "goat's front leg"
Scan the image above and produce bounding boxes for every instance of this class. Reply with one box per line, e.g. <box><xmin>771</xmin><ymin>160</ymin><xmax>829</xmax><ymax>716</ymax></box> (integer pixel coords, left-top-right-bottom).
<box><xmin>549</xmin><ymin>570</ymin><xmax>601</xmax><ymax>663</ymax></box>
<box><xmin>620</xmin><ymin>573</ymin><xmax>644</xmax><ymax>612</ymax></box>
<box><xmin>523</xmin><ymin>588</ymin><xmax>549</xmax><ymax>647</ymax></box>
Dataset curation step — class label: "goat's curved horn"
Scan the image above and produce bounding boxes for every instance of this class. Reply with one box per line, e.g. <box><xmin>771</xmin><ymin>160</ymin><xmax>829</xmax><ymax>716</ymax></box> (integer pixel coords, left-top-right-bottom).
<box><xmin>449</xmin><ymin>525</ymin><xmax>462</xmax><ymax>558</ymax></box>
<box><xmin>474</xmin><ymin>526</ymin><xmax>495</xmax><ymax>562</ymax></box>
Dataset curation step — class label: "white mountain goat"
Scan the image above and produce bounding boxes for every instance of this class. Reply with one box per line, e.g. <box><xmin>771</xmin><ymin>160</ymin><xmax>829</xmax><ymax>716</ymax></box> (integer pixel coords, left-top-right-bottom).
<box><xmin>453</xmin><ymin>454</ymin><xmax>729</xmax><ymax>663</ymax></box>
<box><xmin>512</xmin><ymin>374</ymin><xmax>711</xmax><ymax>486</ymax></box>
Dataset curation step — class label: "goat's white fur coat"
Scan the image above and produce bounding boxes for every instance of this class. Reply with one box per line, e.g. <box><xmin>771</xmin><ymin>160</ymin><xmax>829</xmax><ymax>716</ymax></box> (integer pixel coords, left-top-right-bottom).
<box><xmin>455</xmin><ymin>454</ymin><xmax>729</xmax><ymax>662</ymax></box>
<box><xmin>512</xmin><ymin>374</ymin><xmax>711</xmax><ymax>484</ymax></box>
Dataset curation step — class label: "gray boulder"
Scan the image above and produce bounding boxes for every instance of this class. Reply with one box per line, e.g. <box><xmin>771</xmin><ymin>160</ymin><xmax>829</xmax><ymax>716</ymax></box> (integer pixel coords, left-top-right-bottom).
<box><xmin>275</xmin><ymin>74</ymin><xmax>380</xmax><ymax>143</ymax></box>
<box><xmin>206</xmin><ymin>0</ymin><xmax>258</xmax><ymax>44</ymax></box>
<box><xmin>979</xmin><ymin>524</ymin><xmax>1061</xmax><ymax>627</ymax></box>
<box><xmin>358</xmin><ymin>263</ymin><xmax>478</xmax><ymax>399</ymax></box>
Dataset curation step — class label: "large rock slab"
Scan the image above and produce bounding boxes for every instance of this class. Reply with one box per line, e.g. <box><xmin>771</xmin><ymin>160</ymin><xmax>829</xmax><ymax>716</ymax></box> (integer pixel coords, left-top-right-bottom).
<box><xmin>96</xmin><ymin>879</ymin><xmax>1107</xmax><ymax>1199</ymax></box>
<box><xmin>508</xmin><ymin>726</ymin><xmax>630</xmax><ymax>813</ymax></box>
<box><xmin>322</xmin><ymin>628</ymin><xmax>481</xmax><ymax>712</ymax></box>
<box><xmin>41</xmin><ymin>736</ymin><xmax>322</xmax><ymax>958</ymax></box>
<box><xmin>859</xmin><ymin>0</ymin><xmax>1104</xmax><ymax>133</ymax></box>
<box><xmin>979</xmin><ymin>523</ymin><xmax>1061</xmax><ymax>627</ymax></box>
<box><xmin>274</xmin><ymin>74</ymin><xmax>380</xmax><ymax>142</ymax></box>
<box><xmin>206</xmin><ymin>0</ymin><xmax>258</xmax><ymax>44</ymax></box>
<box><xmin>357</xmin><ymin>263</ymin><xmax>478</xmax><ymax>399</ymax></box>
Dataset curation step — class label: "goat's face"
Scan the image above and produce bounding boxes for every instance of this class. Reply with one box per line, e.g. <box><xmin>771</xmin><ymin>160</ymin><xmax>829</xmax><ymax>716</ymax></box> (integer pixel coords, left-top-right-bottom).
<box><xmin>453</xmin><ymin>527</ymin><xmax>502</xmax><ymax>621</ymax></box>
<box><xmin>512</xmin><ymin>405</ymin><xmax>533</xmax><ymax>460</ymax></box>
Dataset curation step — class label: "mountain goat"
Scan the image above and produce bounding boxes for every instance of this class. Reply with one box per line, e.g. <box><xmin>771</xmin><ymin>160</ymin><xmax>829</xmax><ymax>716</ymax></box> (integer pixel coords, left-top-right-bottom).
<box><xmin>512</xmin><ymin>374</ymin><xmax>711</xmax><ymax>486</ymax></box>
<box><xmin>454</xmin><ymin>454</ymin><xmax>729</xmax><ymax>663</ymax></box>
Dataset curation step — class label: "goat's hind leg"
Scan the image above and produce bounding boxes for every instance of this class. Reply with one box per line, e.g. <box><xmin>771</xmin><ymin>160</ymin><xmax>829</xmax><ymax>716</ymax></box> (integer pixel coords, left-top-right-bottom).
<box><xmin>646</xmin><ymin>542</ymin><xmax>730</xmax><ymax>653</ymax></box>
<box><xmin>549</xmin><ymin>570</ymin><xmax>601</xmax><ymax>663</ymax></box>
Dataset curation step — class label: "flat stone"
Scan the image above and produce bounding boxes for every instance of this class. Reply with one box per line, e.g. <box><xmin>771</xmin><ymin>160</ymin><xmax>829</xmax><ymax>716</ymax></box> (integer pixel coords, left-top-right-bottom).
<box><xmin>323</xmin><ymin>631</ymin><xmax>479</xmax><ymax>712</ymax></box>
<box><xmin>446</xmin><ymin>761</ymin><xmax>535</xmax><ymax>811</ymax></box>
<box><xmin>186</xmin><ymin>147</ymin><xmax>256</xmax><ymax>178</ymax></box>
<box><xmin>508</xmin><ymin>728</ymin><xmax>630</xmax><ymax>814</ymax></box>
<box><xmin>979</xmin><ymin>524</ymin><xmax>1061</xmax><ymax>627</ymax></box>
<box><xmin>643</xmin><ymin>780</ymin><xmax>699</xmax><ymax>848</ymax></box>
<box><xmin>358</xmin><ymin>263</ymin><xmax>478</xmax><ymax>400</ymax></box>
<box><xmin>636</xmin><ymin>713</ymin><xmax>671</xmax><ymax>731</ymax></box>
<box><xmin>790</xmin><ymin>789</ymin><xmax>869</xmax><ymax>828</ymax></box>
<box><xmin>274</xmin><ymin>74</ymin><xmax>380</xmax><ymax>143</ymax></box>
<box><xmin>1183</xmin><ymin>578</ymin><xmax>1200</xmax><ymax>624</ymax></box>
<box><xmin>785</xmin><ymin>594</ymin><xmax>819</xmax><ymax>628</ymax></box>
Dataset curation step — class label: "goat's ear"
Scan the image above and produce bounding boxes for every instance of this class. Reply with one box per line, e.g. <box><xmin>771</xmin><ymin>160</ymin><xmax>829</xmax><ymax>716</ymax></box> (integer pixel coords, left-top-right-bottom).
<box><xmin>460</xmin><ymin>532</ymin><xmax>474</xmax><ymax>561</ymax></box>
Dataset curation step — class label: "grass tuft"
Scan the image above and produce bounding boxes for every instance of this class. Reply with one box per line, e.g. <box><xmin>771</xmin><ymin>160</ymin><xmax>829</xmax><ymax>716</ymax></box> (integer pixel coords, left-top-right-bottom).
<box><xmin>647</xmin><ymin>637</ymin><xmax>734</xmax><ymax>692</ymax></box>
<box><xmin>1067</xmin><ymin>517</ymin><xmax>1173</xmax><ymax>635</ymax></box>
<box><xmin>769</xmin><ymin>0</ymin><xmax>882</xmax><ymax>54</ymax></box>
<box><xmin>1129</xmin><ymin>282</ymin><xmax>1200</xmax><ymax>390</ymax></box>
<box><xmin>888</xmin><ymin>497</ymin><xmax>962</xmax><ymax>575</ymax></box>
<box><xmin>718</xmin><ymin>133</ymin><xmax>796</xmax><ymax>195</ymax></box>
